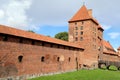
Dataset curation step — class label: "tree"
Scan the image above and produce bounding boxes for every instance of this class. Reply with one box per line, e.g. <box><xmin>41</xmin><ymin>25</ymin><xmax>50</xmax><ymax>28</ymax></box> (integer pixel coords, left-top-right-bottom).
<box><xmin>27</xmin><ymin>30</ymin><xmax>35</xmax><ymax>33</ymax></box>
<box><xmin>54</xmin><ymin>32</ymin><xmax>68</xmax><ymax>41</ymax></box>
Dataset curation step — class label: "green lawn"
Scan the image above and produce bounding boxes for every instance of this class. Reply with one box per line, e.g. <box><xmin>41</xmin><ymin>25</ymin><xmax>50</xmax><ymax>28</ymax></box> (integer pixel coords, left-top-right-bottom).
<box><xmin>28</xmin><ymin>68</ymin><xmax>120</xmax><ymax>80</ymax></box>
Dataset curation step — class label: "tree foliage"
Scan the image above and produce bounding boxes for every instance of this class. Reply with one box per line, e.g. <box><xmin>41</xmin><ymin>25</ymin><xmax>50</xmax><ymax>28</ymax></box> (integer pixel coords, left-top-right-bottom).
<box><xmin>27</xmin><ymin>30</ymin><xmax>35</xmax><ymax>33</ymax></box>
<box><xmin>54</xmin><ymin>32</ymin><xmax>68</xmax><ymax>41</ymax></box>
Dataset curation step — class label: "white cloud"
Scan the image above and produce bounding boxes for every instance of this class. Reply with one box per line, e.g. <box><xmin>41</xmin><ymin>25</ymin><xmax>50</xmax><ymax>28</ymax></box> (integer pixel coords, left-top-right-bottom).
<box><xmin>101</xmin><ymin>24</ymin><xmax>112</xmax><ymax>30</ymax></box>
<box><xmin>0</xmin><ymin>10</ymin><xmax>4</xmax><ymax>18</ymax></box>
<box><xmin>108</xmin><ymin>32</ymin><xmax>120</xmax><ymax>39</ymax></box>
<box><xmin>0</xmin><ymin>0</ymin><xmax>38</xmax><ymax>30</ymax></box>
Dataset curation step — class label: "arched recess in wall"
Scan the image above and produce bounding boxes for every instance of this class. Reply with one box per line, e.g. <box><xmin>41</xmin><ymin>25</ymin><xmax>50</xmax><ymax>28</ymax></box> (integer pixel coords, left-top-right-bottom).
<box><xmin>18</xmin><ymin>55</ymin><xmax>23</xmax><ymax>63</ymax></box>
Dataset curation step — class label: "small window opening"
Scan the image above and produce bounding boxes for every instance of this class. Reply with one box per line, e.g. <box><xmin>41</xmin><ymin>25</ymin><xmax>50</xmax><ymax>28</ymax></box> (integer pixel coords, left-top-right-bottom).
<box><xmin>75</xmin><ymin>37</ymin><xmax>78</xmax><ymax>41</ymax></box>
<box><xmin>75</xmin><ymin>22</ymin><xmax>77</xmax><ymax>25</ymax></box>
<box><xmin>80</xmin><ymin>31</ymin><xmax>83</xmax><ymax>35</ymax></box>
<box><xmin>68</xmin><ymin>57</ymin><xmax>71</xmax><ymax>62</ymax></box>
<box><xmin>18</xmin><ymin>56</ymin><xmax>23</xmax><ymax>62</ymax></box>
<box><xmin>3</xmin><ymin>35</ymin><xmax>8</xmax><ymax>41</ymax></box>
<box><xmin>82</xmin><ymin>21</ymin><xmax>84</xmax><ymax>25</ymax></box>
<box><xmin>41</xmin><ymin>56</ymin><xmax>45</xmax><ymax>62</ymax></box>
<box><xmin>75</xmin><ymin>27</ymin><xmax>78</xmax><ymax>30</ymax></box>
<box><xmin>80</xmin><ymin>26</ymin><xmax>83</xmax><ymax>30</ymax></box>
<box><xmin>80</xmin><ymin>37</ymin><xmax>83</xmax><ymax>41</ymax></box>
<box><xmin>57</xmin><ymin>57</ymin><xmax>60</xmax><ymax>62</ymax></box>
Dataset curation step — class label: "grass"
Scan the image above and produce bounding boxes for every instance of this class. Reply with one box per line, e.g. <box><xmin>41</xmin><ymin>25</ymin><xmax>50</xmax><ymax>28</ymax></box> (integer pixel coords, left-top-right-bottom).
<box><xmin>28</xmin><ymin>67</ymin><xmax>120</xmax><ymax>80</ymax></box>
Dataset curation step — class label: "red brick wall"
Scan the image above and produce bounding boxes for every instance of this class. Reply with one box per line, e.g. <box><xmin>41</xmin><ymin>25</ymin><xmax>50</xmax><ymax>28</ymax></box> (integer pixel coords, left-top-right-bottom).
<box><xmin>0</xmin><ymin>34</ymin><xmax>83</xmax><ymax>78</ymax></box>
<box><xmin>100</xmin><ymin>53</ymin><xmax>119</xmax><ymax>62</ymax></box>
<box><xmin>69</xmin><ymin>20</ymin><xmax>100</xmax><ymax>68</ymax></box>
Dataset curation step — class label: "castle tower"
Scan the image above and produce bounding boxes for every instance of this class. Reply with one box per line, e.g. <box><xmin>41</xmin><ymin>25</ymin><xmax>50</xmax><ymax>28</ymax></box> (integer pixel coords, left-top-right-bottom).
<box><xmin>68</xmin><ymin>5</ymin><xmax>104</xmax><ymax>68</ymax></box>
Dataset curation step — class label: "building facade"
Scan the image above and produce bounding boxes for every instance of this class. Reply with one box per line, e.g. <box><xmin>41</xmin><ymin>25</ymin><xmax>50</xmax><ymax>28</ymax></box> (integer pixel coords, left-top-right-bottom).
<box><xmin>0</xmin><ymin>25</ymin><xmax>84</xmax><ymax>79</ymax></box>
<box><xmin>0</xmin><ymin>5</ymin><xmax>120</xmax><ymax>80</ymax></box>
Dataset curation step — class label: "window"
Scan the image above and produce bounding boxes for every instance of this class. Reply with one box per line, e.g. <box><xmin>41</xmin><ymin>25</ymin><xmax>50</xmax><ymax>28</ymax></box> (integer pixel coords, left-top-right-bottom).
<box><xmin>41</xmin><ymin>56</ymin><xmax>45</xmax><ymax>62</ymax></box>
<box><xmin>75</xmin><ymin>32</ymin><xmax>78</xmax><ymax>35</ymax></box>
<box><xmin>80</xmin><ymin>26</ymin><xmax>83</xmax><ymax>30</ymax></box>
<box><xmin>75</xmin><ymin>37</ymin><xmax>78</xmax><ymax>41</ymax></box>
<box><xmin>68</xmin><ymin>57</ymin><xmax>71</xmax><ymax>62</ymax></box>
<box><xmin>82</xmin><ymin>21</ymin><xmax>84</xmax><ymax>25</ymax></box>
<box><xmin>80</xmin><ymin>37</ymin><xmax>83</xmax><ymax>41</ymax></box>
<box><xmin>57</xmin><ymin>57</ymin><xmax>60</xmax><ymax>62</ymax></box>
<box><xmin>3</xmin><ymin>35</ymin><xmax>8</xmax><ymax>41</ymax></box>
<box><xmin>75</xmin><ymin>27</ymin><xmax>78</xmax><ymax>30</ymax></box>
<box><xmin>80</xmin><ymin>31</ymin><xmax>83</xmax><ymax>35</ymax></box>
<box><xmin>75</xmin><ymin>22</ymin><xmax>77</xmax><ymax>25</ymax></box>
<box><xmin>18</xmin><ymin>56</ymin><xmax>23</xmax><ymax>62</ymax></box>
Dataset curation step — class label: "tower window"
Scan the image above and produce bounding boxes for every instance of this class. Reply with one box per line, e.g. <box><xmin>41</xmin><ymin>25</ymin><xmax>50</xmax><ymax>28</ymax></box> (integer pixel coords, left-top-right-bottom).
<box><xmin>75</xmin><ymin>22</ymin><xmax>77</xmax><ymax>25</ymax></box>
<box><xmin>75</xmin><ymin>27</ymin><xmax>78</xmax><ymax>30</ymax></box>
<box><xmin>80</xmin><ymin>26</ymin><xmax>83</xmax><ymax>30</ymax></box>
<box><xmin>80</xmin><ymin>37</ymin><xmax>83</xmax><ymax>41</ymax></box>
<box><xmin>18</xmin><ymin>56</ymin><xmax>23</xmax><ymax>63</ymax></box>
<box><xmin>75</xmin><ymin>32</ymin><xmax>78</xmax><ymax>35</ymax></box>
<box><xmin>82</xmin><ymin>21</ymin><xmax>84</xmax><ymax>25</ymax></box>
<box><xmin>80</xmin><ymin>31</ymin><xmax>83</xmax><ymax>35</ymax></box>
<box><xmin>75</xmin><ymin>37</ymin><xmax>78</xmax><ymax>41</ymax></box>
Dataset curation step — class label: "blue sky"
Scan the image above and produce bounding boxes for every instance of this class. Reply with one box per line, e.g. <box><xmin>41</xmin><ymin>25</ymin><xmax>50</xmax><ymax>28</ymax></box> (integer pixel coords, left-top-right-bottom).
<box><xmin>0</xmin><ymin>0</ymin><xmax>120</xmax><ymax>50</ymax></box>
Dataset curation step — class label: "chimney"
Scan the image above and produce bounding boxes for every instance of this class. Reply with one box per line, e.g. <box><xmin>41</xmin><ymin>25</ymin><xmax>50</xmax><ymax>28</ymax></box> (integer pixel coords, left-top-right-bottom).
<box><xmin>88</xmin><ymin>9</ymin><xmax>92</xmax><ymax>17</ymax></box>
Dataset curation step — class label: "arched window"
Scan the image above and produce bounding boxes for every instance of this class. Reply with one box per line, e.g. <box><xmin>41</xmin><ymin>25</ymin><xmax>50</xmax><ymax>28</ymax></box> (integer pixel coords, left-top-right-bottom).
<box><xmin>68</xmin><ymin>57</ymin><xmax>71</xmax><ymax>62</ymax></box>
<box><xmin>41</xmin><ymin>56</ymin><xmax>45</xmax><ymax>62</ymax></box>
<box><xmin>18</xmin><ymin>56</ymin><xmax>23</xmax><ymax>62</ymax></box>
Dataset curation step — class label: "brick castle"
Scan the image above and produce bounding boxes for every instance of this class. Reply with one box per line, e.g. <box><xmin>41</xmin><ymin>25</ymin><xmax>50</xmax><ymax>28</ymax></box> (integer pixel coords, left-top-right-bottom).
<box><xmin>0</xmin><ymin>5</ymin><xmax>120</xmax><ymax>80</ymax></box>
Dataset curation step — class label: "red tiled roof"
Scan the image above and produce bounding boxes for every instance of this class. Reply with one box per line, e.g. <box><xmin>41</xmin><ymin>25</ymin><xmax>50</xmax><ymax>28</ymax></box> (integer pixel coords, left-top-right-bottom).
<box><xmin>68</xmin><ymin>5</ymin><xmax>98</xmax><ymax>24</ymax></box>
<box><xmin>103</xmin><ymin>40</ymin><xmax>114</xmax><ymax>50</ymax></box>
<box><xmin>117</xmin><ymin>46</ymin><xmax>120</xmax><ymax>50</ymax></box>
<box><xmin>103</xmin><ymin>40</ymin><xmax>116</xmax><ymax>55</ymax></box>
<box><xmin>0</xmin><ymin>24</ymin><xmax>84</xmax><ymax>49</ymax></box>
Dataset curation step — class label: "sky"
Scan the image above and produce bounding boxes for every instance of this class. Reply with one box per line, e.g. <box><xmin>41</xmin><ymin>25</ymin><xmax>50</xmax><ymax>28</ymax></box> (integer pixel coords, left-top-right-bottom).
<box><xmin>0</xmin><ymin>0</ymin><xmax>120</xmax><ymax>50</ymax></box>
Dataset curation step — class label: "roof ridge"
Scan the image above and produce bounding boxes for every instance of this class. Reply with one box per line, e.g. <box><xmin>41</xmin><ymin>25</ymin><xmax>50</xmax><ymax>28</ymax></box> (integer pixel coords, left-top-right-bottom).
<box><xmin>0</xmin><ymin>24</ymin><xmax>84</xmax><ymax>49</ymax></box>
<box><xmin>69</xmin><ymin>5</ymin><xmax>91</xmax><ymax>22</ymax></box>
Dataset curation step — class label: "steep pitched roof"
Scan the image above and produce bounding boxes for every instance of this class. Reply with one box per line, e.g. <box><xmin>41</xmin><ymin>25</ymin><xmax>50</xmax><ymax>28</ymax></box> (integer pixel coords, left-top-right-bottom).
<box><xmin>103</xmin><ymin>40</ymin><xmax>116</xmax><ymax>55</ymax></box>
<box><xmin>103</xmin><ymin>40</ymin><xmax>114</xmax><ymax>49</ymax></box>
<box><xmin>0</xmin><ymin>24</ymin><xmax>84</xmax><ymax>49</ymax></box>
<box><xmin>68</xmin><ymin>5</ymin><xmax>98</xmax><ymax>24</ymax></box>
<box><xmin>117</xmin><ymin>46</ymin><xmax>120</xmax><ymax>50</ymax></box>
